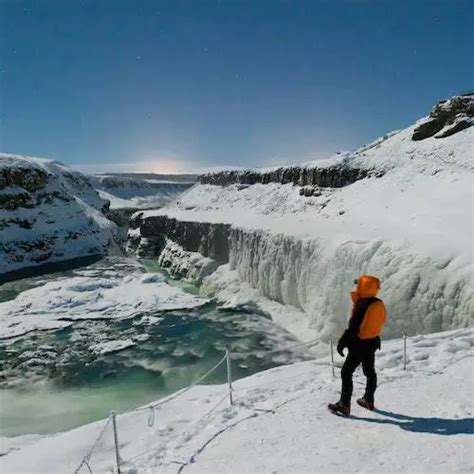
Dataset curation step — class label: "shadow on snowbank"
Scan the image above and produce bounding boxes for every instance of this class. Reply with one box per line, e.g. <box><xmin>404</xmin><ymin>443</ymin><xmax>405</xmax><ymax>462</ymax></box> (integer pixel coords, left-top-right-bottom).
<box><xmin>353</xmin><ymin>409</ymin><xmax>474</xmax><ymax>435</ymax></box>
<box><xmin>0</xmin><ymin>255</ymin><xmax>103</xmax><ymax>285</ymax></box>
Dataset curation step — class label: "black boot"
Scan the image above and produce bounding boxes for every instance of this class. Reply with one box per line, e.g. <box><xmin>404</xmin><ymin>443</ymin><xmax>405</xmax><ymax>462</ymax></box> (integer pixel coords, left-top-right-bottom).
<box><xmin>328</xmin><ymin>400</ymin><xmax>350</xmax><ymax>417</ymax></box>
<box><xmin>356</xmin><ymin>396</ymin><xmax>374</xmax><ymax>411</ymax></box>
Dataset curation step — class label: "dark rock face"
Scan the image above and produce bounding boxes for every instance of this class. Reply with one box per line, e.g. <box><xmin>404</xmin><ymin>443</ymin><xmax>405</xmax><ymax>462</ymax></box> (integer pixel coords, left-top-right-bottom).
<box><xmin>412</xmin><ymin>119</ymin><xmax>445</xmax><ymax>141</ymax></box>
<box><xmin>412</xmin><ymin>94</ymin><xmax>473</xmax><ymax>141</ymax></box>
<box><xmin>0</xmin><ymin>189</ymin><xmax>72</xmax><ymax>210</ymax></box>
<box><xmin>107</xmin><ymin>208</ymin><xmax>140</xmax><ymax>228</ymax></box>
<box><xmin>0</xmin><ymin>167</ymin><xmax>53</xmax><ymax>210</ymax></box>
<box><xmin>129</xmin><ymin>213</ymin><xmax>231</xmax><ymax>264</ymax></box>
<box><xmin>435</xmin><ymin>118</ymin><xmax>473</xmax><ymax>139</ymax></box>
<box><xmin>299</xmin><ymin>186</ymin><xmax>323</xmax><ymax>197</ymax></box>
<box><xmin>199</xmin><ymin>164</ymin><xmax>369</xmax><ymax>188</ymax></box>
<box><xmin>94</xmin><ymin>173</ymin><xmax>197</xmax><ymax>184</ymax></box>
<box><xmin>0</xmin><ymin>192</ymin><xmax>33</xmax><ymax>210</ymax></box>
<box><xmin>94</xmin><ymin>176</ymin><xmax>194</xmax><ymax>193</ymax></box>
<box><xmin>0</xmin><ymin>166</ymin><xmax>49</xmax><ymax>193</ymax></box>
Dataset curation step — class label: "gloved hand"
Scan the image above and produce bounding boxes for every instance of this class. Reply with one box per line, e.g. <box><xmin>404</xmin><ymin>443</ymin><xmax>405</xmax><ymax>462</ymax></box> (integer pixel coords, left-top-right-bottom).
<box><xmin>337</xmin><ymin>343</ymin><xmax>345</xmax><ymax>357</ymax></box>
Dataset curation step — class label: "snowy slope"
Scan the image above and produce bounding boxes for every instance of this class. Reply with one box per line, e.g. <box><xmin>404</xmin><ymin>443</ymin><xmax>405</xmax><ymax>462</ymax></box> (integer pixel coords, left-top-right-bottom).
<box><xmin>131</xmin><ymin>97</ymin><xmax>474</xmax><ymax>340</ymax></box>
<box><xmin>1</xmin><ymin>327</ymin><xmax>472</xmax><ymax>473</ymax></box>
<box><xmin>0</xmin><ymin>154</ymin><xmax>118</xmax><ymax>276</ymax></box>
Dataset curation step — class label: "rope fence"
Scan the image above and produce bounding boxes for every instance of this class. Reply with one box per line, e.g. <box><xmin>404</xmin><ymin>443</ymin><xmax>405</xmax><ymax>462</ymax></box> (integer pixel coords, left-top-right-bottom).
<box><xmin>74</xmin><ymin>416</ymin><xmax>112</xmax><ymax>474</ymax></box>
<box><xmin>74</xmin><ymin>332</ymin><xmax>410</xmax><ymax>473</ymax></box>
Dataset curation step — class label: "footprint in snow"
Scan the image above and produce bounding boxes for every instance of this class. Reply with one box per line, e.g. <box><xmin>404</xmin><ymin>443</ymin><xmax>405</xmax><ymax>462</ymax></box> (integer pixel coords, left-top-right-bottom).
<box><xmin>412</xmin><ymin>351</ymin><xmax>430</xmax><ymax>361</ymax></box>
<box><xmin>413</xmin><ymin>340</ymin><xmax>437</xmax><ymax>348</ymax></box>
<box><xmin>380</xmin><ymin>354</ymin><xmax>403</xmax><ymax>369</ymax></box>
<box><xmin>459</xmin><ymin>336</ymin><xmax>474</xmax><ymax>346</ymax></box>
<box><xmin>443</xmin><ymin>341</ymin><xmax>471</xmax><ymax>353</ymax></box>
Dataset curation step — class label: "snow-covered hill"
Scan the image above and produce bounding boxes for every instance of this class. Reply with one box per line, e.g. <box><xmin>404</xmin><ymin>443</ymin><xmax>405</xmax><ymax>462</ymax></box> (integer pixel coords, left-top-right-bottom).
<box><xmin>1</xmin><ymin>327</ymin><xmax>472</xmax><ymax>473</ymax></box>
<box><xmin>0</xmin><ymin>154</ymin><xmax>118</xmax><ymax>277</ymax></box>
<box><xmin>128</xmin><ymin>95</ymin><xmax>474</xmax><ymax>341</ymax></box>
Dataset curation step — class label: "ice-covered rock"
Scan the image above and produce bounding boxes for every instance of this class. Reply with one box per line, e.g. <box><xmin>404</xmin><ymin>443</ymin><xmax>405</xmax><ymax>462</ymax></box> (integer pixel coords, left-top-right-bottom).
<box><xmin>158</xmin><ymin>239</ymin><xmax>219</xmax><ymax>282</ymax></box>
<box><xmin>90</xmin><ymin>339</ymin><xmax>136</xmax><ymax>355</ymax></box>
<box><xmin>0</xmin><ymin>154</ymin><xmax>118</xmax><ymax>277</ymax></box>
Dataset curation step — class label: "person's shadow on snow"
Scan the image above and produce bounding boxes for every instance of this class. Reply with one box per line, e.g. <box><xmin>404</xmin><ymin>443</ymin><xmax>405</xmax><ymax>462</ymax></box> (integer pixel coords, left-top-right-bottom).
<box><xmin>353</xmin><ymin>409</ymin><xmax>474</xmax><ymax>435</ymax></box>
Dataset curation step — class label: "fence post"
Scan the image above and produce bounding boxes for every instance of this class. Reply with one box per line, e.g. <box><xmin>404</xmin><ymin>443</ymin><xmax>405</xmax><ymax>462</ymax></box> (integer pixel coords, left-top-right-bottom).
<box><xmin>111</xmin><ymin>411</ymin><xmax>122</xmax><ymax>474</ymax></box>
<box><xmin>403</xmin><ymin>332</ymin><xmax>407</xmax><ymax>370</ymax></box>
<box><xmin>225</xmin><ymin>348</ymin><xmax>233</xmax><ymax>406</ymax></box>
<box><xmin>330</xmin><ymin>335</ymin><xmax>335</xmax><ymax>377</ymax></box>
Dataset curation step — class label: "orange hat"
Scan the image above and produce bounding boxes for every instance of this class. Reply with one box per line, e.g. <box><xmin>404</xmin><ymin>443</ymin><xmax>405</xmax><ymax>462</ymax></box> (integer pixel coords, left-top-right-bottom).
<box><xmin>355</xmin><ymin>275</ymin><xmax>381</xmax><ymax>298</ymax></box>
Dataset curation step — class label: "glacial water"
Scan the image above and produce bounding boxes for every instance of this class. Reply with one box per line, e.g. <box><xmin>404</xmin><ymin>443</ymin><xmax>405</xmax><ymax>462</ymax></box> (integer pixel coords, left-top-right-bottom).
<box><xmin>0</xmin><ymin>257</ymin><xmax>311</xmax><ymax>437</ymax></box>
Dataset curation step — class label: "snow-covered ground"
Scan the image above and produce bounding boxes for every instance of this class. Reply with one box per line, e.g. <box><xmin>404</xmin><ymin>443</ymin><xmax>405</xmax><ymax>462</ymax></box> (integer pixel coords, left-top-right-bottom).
<box><xmin>0</xmin><ymin>154</ymin><xmax>118</xmax><ymax>276</ymax></box>
<box><xmin>0</xmin><ymin>268</ymin><xmax>207</xmax><ymax>340</ymax></box>
<box><xmin>1</xmin><ymin>327</ymin><xmax>472</xmax><ymax>473</ymax></box>
<box><xmin>132</xmin><ymin>110</ymin><xmax>474</xmax><ymax>341</ymax></box>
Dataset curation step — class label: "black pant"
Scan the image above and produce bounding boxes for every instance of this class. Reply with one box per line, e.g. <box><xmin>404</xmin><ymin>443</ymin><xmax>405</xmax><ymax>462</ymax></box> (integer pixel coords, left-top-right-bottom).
<box><xmin>340</xmin><ymin>348</ymin><xmax>377</xmax><ymax>406</ymax></box>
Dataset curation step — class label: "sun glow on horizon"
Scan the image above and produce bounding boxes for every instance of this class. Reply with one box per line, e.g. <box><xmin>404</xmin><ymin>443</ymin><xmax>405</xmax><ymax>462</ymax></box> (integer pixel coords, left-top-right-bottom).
<box><xmin>137</xmin><ymin>160</ymin><xmax>182</xmax><ymax>174</ymax></box>
<box><xmin>73</xmin><ymin>156</ymin><xmax>194</xmax><ymax>175</ymax></box>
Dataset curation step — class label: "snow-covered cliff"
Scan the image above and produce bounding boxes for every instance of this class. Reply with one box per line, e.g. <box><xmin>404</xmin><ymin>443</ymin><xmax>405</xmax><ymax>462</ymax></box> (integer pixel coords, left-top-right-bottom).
<box><xmin>0</xmin><ymin>154</ymin><xmax>118</xmax><ymax>277</ymax></box>
<box><xmin>91</xmin><ymin>174</ymin><xmax>195</xmax><ymax>210</ymax></box>
<box><xmin>128</xmin><ymin>95</ymin><xmax>474</xmax><ymax>340</ymax></box>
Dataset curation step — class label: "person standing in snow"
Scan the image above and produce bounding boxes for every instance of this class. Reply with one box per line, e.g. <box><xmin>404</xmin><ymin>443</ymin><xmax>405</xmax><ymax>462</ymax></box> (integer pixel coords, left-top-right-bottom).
<box><xmin>328</xmin><ymin>275</ymin><xmax>386</xmax><ymax>416</ymax></box>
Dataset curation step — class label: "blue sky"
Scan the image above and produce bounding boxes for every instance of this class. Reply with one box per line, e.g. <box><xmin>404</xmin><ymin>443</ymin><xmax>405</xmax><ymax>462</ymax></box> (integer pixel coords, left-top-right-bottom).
<box><xmin>1</xmin><ymin>0</ymin><xmax>472</xmax><ymax>174</ymax></box>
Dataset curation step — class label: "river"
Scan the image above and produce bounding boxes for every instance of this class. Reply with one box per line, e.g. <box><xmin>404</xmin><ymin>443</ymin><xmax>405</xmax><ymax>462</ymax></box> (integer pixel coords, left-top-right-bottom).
<box><xmin>0</xmin><ymin>256</ymin><xmax>310</xmax><ymax>437</ymax></box>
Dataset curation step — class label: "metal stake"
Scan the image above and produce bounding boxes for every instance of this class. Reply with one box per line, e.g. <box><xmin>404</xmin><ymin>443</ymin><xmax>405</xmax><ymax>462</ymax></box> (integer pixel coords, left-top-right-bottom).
<box><xmin>111</xmin><ymin>411</ymin><xmax>121</xmax><ymax>474</ymax></box>
<box><xmin>225</xmin><ymin>348</ymin><xmax>233</xmax><ymax>405</ymax></box>
<box><xmin>403</xmin><ymin>332</ymin><xmax>407</xmax><ymax>370</ymax></box>
<box><xmin>330</xmin><ymin>335</ymin><xmax>335</xmax><ymax>377</ymax></box>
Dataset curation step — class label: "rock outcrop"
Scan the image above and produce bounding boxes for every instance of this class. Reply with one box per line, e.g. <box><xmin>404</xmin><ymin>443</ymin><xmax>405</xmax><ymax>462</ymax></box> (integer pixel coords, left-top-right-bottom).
<box><xmin>128</xmin><ymin>213</ymin><xmax>231</xmax><ymax>264</ymax></box>
<box><xmin>199</xmin><ymin>163</ymin><xmax>370</xmax><ymax>188</ymax></box>
<box><xmin>412</xmin><ymin>93</ymin><xmax>474</xmax><ymax>141</ymax></box>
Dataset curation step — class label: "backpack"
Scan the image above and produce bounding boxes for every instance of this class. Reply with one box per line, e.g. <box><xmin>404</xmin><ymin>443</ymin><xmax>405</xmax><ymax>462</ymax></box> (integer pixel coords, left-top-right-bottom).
<box><xmin>359</xmin><ymin>299</ymin><xmax>386</xmax><ymax>339</ymax></box>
